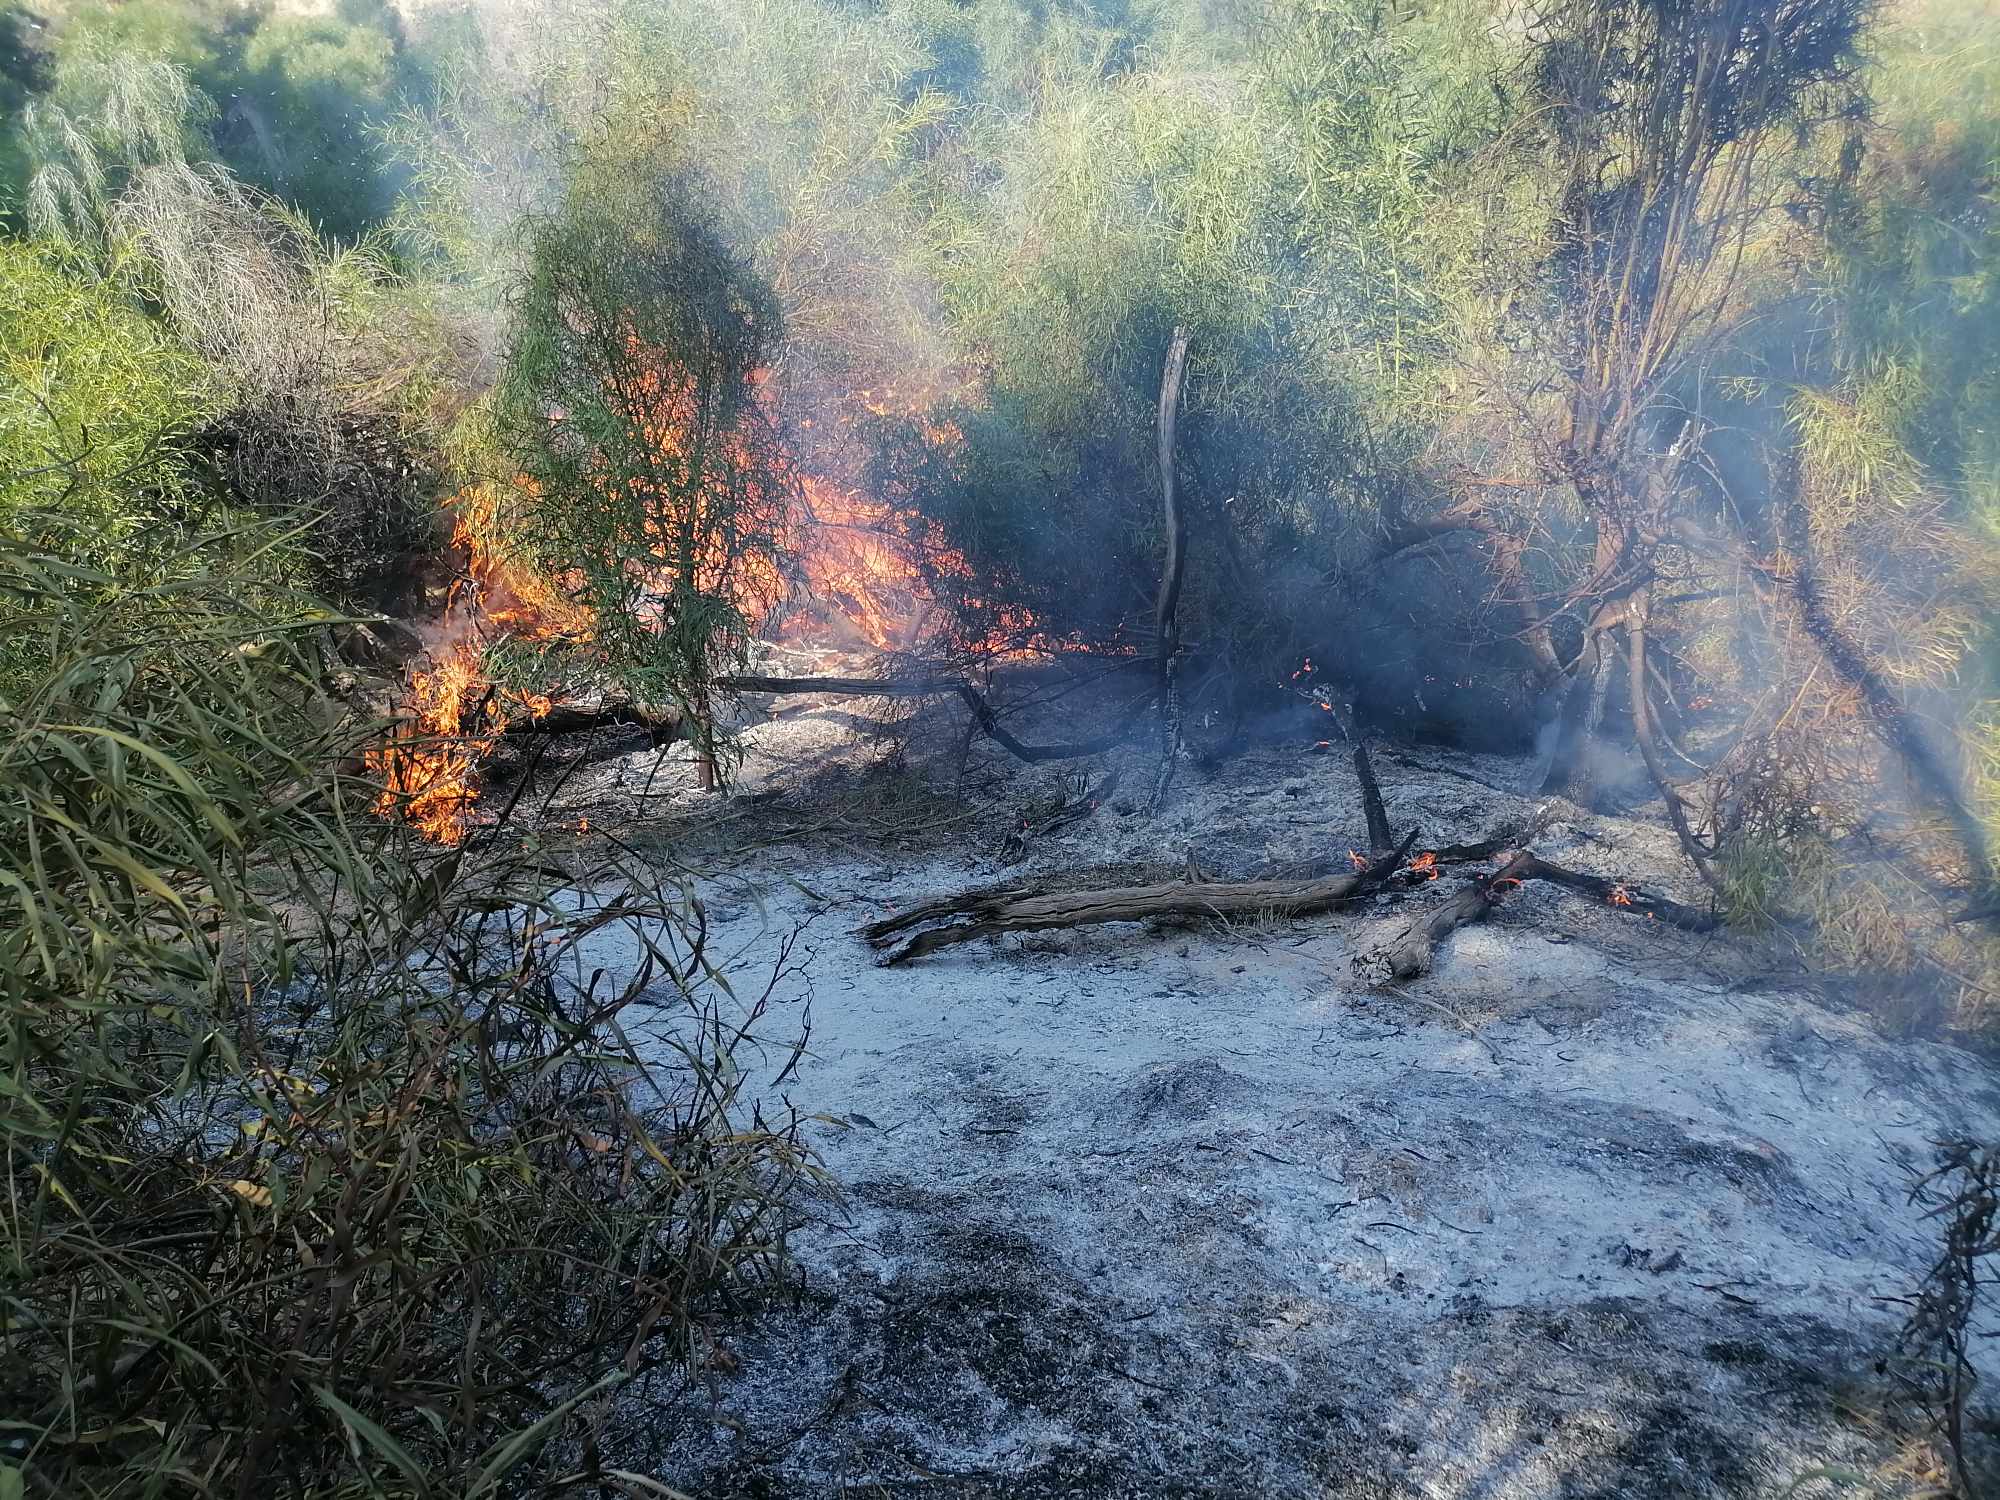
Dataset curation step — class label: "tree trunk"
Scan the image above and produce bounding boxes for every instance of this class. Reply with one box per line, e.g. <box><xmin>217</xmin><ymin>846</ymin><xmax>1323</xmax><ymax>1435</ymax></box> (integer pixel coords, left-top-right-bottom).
<box><xmin>1150</xmin><ymin>326</ymin><xmax>1192</xmax><ymax>811</ymax></box>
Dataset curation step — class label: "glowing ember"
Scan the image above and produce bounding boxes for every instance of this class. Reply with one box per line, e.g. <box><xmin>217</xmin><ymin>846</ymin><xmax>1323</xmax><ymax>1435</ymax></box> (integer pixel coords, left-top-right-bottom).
<box><xmin>1409</xmin><ymin>851</ymin><xmax>1439</xmax><ymax>880</ymax></box>
<box><xmin>1608</xmin><ymin>883</ymin><xmax>1635</xmax><ymax>907</ymax></box>
<box><xmin>1349</xmin><ymin>850</ymin><xmax>1370</xmax><ymax>871</ymax></box>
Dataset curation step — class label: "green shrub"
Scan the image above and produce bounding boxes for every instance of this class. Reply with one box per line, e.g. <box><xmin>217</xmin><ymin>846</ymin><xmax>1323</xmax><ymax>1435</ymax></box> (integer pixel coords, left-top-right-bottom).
<box><xmin>0</xmin><ymin>528</ymin><xmax>815</xmax><ymax>1496</ymax></box>
<box><xmin>495</xmin><ymin>163</ymin><xmax>792</xmax><ymax>770</ymax></box>
<box><xmin>0</xmin><ymin>238</ymin><xmax>214</xmax><ymax>555</ymax></box>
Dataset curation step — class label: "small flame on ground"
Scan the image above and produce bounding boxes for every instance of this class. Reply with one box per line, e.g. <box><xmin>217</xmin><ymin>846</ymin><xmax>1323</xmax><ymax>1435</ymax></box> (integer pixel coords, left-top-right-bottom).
<box><xmin>1349</xmin><ymin>850</ymin><xmax>1370</xmax><ymax>871</ymax></box>
<box><xmin>1608</xmin><ymin>882</ymin><xmax>1635</xmax><ymax>907</ymax></box>
<box><xmin>1410</xmin><ymin>851</ymin><xmax>1439</xmax><ymax>880</ymax></box>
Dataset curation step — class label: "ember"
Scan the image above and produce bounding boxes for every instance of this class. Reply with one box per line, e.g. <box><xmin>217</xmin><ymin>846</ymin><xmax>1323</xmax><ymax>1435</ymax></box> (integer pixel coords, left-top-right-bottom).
<box><xmin>1608</xmin><ymin>883</ymin><xmax>1635</xmax><ymax>907</ymax></box>
<box><xmin>1409</xmin><ymin>851</ymin><xmax>1439</xmax><ymax>880</ymax></box>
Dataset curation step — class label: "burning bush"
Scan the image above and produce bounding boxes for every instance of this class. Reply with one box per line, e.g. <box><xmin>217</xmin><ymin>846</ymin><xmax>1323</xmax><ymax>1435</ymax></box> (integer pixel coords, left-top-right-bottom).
<box><xmin>0</xmin><ymin>531</ymin><xmax>816</xmax><ymax>1496</ymax></box>
<box><xmin>495</xmin><ymin>163</ymin><xmax>794</xmax><ymax>782</ymax></box>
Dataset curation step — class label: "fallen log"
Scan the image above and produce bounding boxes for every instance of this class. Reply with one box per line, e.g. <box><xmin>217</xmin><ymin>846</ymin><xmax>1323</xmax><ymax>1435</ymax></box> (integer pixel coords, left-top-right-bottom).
<box><xmin>1357</xmin><ymin>851</ymin><xmax>1532</xmax><ymax>982</ymax></box>
<box><xmin>864</xmin><ymin>831</ymin><xmax>1419</xmax><ymax>964</ymax></box>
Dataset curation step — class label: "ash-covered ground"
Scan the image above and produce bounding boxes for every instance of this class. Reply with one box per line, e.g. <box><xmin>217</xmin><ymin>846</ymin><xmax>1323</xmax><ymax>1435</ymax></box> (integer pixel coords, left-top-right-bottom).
<box><xmin>532</xmin><ymin>658</ymin><xmax>2000</xmax><ymax>1496</ymax></box>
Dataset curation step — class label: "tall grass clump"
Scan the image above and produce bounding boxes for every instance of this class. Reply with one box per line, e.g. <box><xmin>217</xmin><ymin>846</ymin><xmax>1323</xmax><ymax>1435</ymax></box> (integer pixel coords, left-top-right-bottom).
<box><xmin>0</xmin><ymin>526</ymin><xmax>816</xmax><ymax>1497</ymax></box>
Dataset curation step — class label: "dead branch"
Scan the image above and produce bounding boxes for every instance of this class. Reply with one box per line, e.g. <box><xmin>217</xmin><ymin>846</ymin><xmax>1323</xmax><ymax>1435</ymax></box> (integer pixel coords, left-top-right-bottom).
<box><xmin>1150</xmin><ymin>326</ymin><xmax>1192</xmax><ymax>811</ymax></box>
<box><xmin>999</xmin><ymin>768</ymin><xmax>1124</xmax><ymax>865</ymax></box>
<box><xmin>863</xmin><ymin>831</ymin><xmax>1418</xmax><ymax>964</ymax></box>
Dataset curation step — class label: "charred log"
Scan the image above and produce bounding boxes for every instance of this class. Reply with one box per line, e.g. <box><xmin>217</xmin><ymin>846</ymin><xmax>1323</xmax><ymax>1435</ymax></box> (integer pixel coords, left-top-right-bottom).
<box><xmin>1358</xmin><ymin>851</ymin><xmax>1532</xmax><ymax>982</ymax></box>
<box><xmin>1503</xmin><ymin>851</ymin><xmax>1718</xmax><ymax>932</ymax></box>
<box><xmin>864</xmin><ymin>832</ymin><xmax>1418</xmax><ymax>964</ymax></box>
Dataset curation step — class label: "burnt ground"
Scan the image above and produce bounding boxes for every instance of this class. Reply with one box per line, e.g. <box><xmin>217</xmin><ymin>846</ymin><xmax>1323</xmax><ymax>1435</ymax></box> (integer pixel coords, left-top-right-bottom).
<box><xmin>525</xmin><ymin>655</ymin><xmax>1999</xmax><ymax>1496</ymax></box>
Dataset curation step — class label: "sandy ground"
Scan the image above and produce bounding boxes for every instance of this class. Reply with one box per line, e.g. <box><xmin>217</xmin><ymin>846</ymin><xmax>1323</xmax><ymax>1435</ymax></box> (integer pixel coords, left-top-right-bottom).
<box><xmin>531</xmin><ymin>668</ymin><xmax>2000</xmax><ymax>1497</ymax></box>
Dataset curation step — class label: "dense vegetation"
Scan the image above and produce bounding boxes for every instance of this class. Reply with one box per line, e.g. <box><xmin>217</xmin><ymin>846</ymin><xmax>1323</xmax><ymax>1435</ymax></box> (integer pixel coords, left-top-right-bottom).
<box><xmin>2</xmin><ymin>0</ymin><xmax>1998</xmax><ymax>1491</ymax></box>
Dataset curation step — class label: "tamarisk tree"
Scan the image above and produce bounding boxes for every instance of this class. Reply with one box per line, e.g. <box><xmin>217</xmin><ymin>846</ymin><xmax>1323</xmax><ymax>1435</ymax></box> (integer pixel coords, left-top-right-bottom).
<box><xmin>496</xmin><ymin>168</ymin><xmax>792</xmax><ymax>786</ymax></box>
<box><xmin>1520</xmin><ymin>0</ymin><xmax>1874</xmax><ymax>877</ymax></box>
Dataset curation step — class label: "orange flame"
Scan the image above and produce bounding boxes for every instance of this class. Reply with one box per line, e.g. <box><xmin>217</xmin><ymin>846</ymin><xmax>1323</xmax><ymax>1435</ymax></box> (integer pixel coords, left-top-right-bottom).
<box><xmin>1409</xmin><ymin>851</ymin><xmax>1439</xmax><ymax>880</ymax></box>
<box><xmin>1349</xmin><ymin>850</ymin><xmax>1370</xmax><ymax>871</ymax></box>
<box><xmin>1608</xmin><ymin>883</ymin><xmax>1634</xmax><ymax>907</ymax></box>
<box><xmin>366</xmin><ymin>636</ymin><xmax>496</xmax><ymax>846</ymax></box>
<box><xmin>371</xmin><ymin>366</ymin><xmax>1068</xmax><ymax>842</ymax></box>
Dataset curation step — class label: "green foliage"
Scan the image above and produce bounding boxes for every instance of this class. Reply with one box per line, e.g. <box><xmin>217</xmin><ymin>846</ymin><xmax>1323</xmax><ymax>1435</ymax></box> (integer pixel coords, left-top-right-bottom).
<box><xmin>0</xmin><ymin>528</ymin><xmax>813</xmax><ymax>1496</ymax></box>
<box><xmin>1818</xmin><ymin>0</ymin><xmax>2000</xmax><ymax>539</ymax></box>
<box><xmin>233</xmin><ymin>10</ymin><xmax>400</xmax><ymax>238</ymax></box>
<box><xmin>19</xmin><ymin>0</ymin><xmax>454</xmax><ymax>239</ymax></box>
<box><xmin>0</xmin><ymin>239</ymin><xmax>213</xmax><ymax>558</ymax></box>
<box><xmin>495</xmin><ymin>164</ymin><xmax>791</xmax><ymax>752</ymax></box>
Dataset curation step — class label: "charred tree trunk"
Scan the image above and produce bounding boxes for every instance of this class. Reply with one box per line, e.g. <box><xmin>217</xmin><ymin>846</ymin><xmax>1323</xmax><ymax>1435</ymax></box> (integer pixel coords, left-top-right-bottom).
<box><xmin>1352</xmin><ymin>737</ymin><xmax>1395</xmax><ymax>856</ymax></box>
<box><xmin>1151</xmin><ymin>326</ymin><xmax>1192</xmax><ymax>812</ymax></box>
<box><xmin>1627</xmin><ymin>583</ymin><xmax>1724</xmax><ymax>891</ymax></box>
<box><xmin>865</xmin><ymin>832</ymin><xmax>1416</xmax><ymax>964</ymax></box>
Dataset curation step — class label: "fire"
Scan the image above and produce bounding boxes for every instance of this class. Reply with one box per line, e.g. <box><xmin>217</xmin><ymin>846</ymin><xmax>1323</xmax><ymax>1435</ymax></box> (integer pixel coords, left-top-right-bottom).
<box><xmin>1409</xmin><ymin>851</ymin><xmax>1439</xmax><ymax>880</ymax></box>
<box><xmin>366</xmin><ymin>637</ymin><xmax>496</xmax><ymax>846</ymax></box>
<box><xmin>789</xmin><ymin>477</ymin><xmax>926</xmax><ymax>651</ymax></box>
<box><xmin>366</xmin><ymin>487</ymin><xmax>568</xmax><ymax>845</ymax></box>
<box><xmin>1349</xmin><ymin>850</ymin><xmax>1370</xmax><ymax>871</ymax></box>
<box><xmin>369</xmin><ymin>364</ymin><xmax>1069</xmax><ymax>842</ymax></box>
<box><xmin>1608</xmin><ymin>883</ymin><xmax>1635</xmax><ymax>907</ymax></box>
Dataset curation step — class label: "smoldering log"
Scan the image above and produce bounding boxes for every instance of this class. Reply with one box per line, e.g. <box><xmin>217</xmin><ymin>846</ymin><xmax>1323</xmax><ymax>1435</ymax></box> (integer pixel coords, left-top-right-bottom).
<box><xmin>1360</xmin><ymin>851</ymin><xmax>1532</xmax><ymax>983</ymax></box>
<box><xmin>1502</xmin><ymin>852</ymin><xmax>1718</xmax><ymax>932</ymax></box>
<box><xmin>864</xmin><ymin>832</ymin><xmax>1419</xmax><ymax>964</ymax></box>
